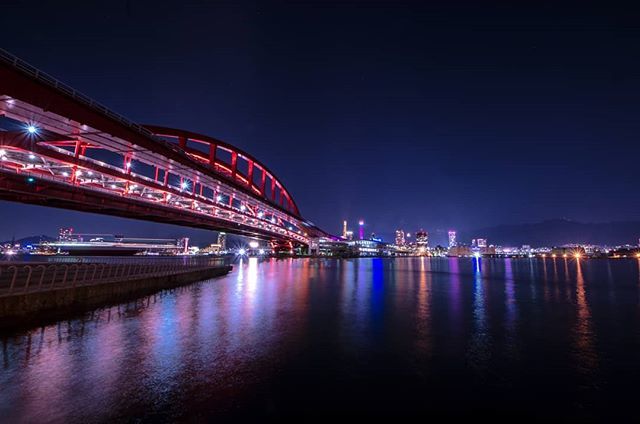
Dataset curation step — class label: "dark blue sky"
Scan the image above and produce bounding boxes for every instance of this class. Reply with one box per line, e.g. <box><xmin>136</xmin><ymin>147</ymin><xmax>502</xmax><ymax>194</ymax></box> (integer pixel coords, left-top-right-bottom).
<box><xmin>1</xmin><ymin>1</ymin><xmax>638</xmax><ymax>245</ymax></box>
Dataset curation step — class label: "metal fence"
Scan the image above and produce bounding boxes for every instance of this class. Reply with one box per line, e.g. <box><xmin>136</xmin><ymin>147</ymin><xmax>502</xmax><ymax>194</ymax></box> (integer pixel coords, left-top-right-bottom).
<box><xmin>0</xmin><ymin>257</ymin><xmax>229</xmax><ymax>296</ymax></box>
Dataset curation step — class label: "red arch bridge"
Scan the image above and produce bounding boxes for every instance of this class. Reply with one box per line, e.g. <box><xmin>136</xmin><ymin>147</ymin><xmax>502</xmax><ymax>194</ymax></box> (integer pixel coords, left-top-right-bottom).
<box><xmin>0</xmin><ymin>49</ymin><xmax>334</xmax><ymax>248</ymax></box>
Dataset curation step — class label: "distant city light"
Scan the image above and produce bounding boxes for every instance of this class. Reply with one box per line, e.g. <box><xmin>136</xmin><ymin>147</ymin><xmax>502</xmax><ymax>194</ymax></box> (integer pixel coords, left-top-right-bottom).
<box><xmin>238</xmin><ymin>248</ymin><xmax>247</xmax><ymax>255</ymax></box>
<box><xmin>473</xmin><ymin>252</ymin><xmax>481</xmax><ymax>259</ymax></box>
<box><xmin>249</xmin><ymin>241</ymin><xmax>259</xmax><ymax>248</ymax></box>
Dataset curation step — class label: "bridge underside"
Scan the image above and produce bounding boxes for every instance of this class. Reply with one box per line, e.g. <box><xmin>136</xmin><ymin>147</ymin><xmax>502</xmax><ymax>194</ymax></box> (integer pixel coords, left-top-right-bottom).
<box><xmin>0</xmin><ymin>169</ymin><xmax>292</xmax><ymax>242</ymax></box>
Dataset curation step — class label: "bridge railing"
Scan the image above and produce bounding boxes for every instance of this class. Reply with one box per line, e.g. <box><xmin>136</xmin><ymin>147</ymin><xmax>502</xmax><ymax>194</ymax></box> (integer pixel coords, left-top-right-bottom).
<box><xmin>0</xmin><ymin>257</ymin><xmax>229</xmax><ymax>297</ymax></box>
<box><xmin>0</xmin><ymin>48</ymin><xmax>181</xmax><ymax>153</ymax></box>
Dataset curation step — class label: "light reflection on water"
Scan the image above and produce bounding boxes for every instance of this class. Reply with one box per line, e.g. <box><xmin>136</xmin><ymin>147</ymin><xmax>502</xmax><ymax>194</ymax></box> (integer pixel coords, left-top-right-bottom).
<box><xmin>1</xmin><ymin>257</ymin><xmax>640</xmax><ymax>421</ymax></box>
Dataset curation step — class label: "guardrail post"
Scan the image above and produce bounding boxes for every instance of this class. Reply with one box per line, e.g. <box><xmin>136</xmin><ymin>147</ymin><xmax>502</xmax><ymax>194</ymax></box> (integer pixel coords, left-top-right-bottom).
<box><xmin>61</xmin><ymin>265</ymin><xmax>69</xmax><ymax>287</ymax></box>
<box><xmin>36</xmin><ymin>265</ymin><xmax>47</xmax><ymax>289</ymax></box>
<box><xmin>23</xmin><ymin>265</ymin><xmax>33</xmax><ymax>291</ymax></box>
<box><xmin>50</xmin><ymin>266</ymin><xmax>59</xmax><ymax>289</ymax></box>
<box><xmin>71</xmin><ymin>265</ymin><xmax>80</xmax><ymax>287</ymax></box>
<box><xmin>8</xmin><ymin>266</ymin><xmax>18</xmax><ymax>293</ymax></box>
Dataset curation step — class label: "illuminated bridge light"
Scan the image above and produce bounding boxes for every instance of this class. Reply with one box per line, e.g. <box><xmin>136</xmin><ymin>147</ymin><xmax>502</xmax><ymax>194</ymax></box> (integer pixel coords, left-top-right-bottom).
<box><xmin>26</xmin><ymin>125</ymin><xmax>37</xmax><ymax>134</ymax></box>
<box><xmin>0</xmin><ymin>149</ymin><xmax>6</xmax><ymax>157</ymax></box>
<box><xmin>75</xmin><ymin>170</ymin><xmax>82</xmax><ymax>176</ymax></box>
<box><xmin>28</xmin><ymin>153</ymin><xmax>35</xmax><ymax>160</ymax></box>
<box><xmin>62</xmin><ymin>171</ymin><xmax>69</xmax><ymax>177</ymax></box>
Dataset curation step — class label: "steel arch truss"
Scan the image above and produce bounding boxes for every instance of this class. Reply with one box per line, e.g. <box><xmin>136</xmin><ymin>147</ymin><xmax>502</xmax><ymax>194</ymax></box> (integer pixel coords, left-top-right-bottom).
<box><xmin>0</xmin><ymin>49</ymin><xmax>332</xmax><ymax>244</ymax></box>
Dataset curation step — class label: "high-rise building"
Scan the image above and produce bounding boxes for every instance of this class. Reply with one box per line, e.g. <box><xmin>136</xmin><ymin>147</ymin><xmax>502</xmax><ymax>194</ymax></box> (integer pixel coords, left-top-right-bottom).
<box><xmin>448</xmin><ymin>231</ymin><xmax>457</xmax><ymax>248</ymax></box>
<box><xmin>59</xmin><ymin>227</ymin><xmax>73</xmax><ymax>242</ymax></box>
<box><xmin>342</xmin><ymin>220</ymin><xmax>348</xmax><ymax>239</ymax></box>
<box><xmin>179</xmin><ymin>237</ymin><xmax>190</xmax><ymax>254</ymax></box>
<box><xmin>477</xmin><ymin>238</ymin><xmax>487</xmax><ymax>248</ymax></box>
<box><xmin>395</xmin><ymin>229</ymin><xmax>405</xmax><ymax>246</ymax></box>
<box><xmin>358</xmin><ymin>220</ymin><xmax>364</xmax><ymax>240</ymax></box>
<box><xmin>416</xmin><ymin>229</ymin><xmax>428</xmax><ymax>248</ymax></box>
<box><xmin>217</xmin><ymin>232</ymin><xmax>227</xmax><ymax>251</ymax></box>
<box><xmin>345</xmin><ymin>231</ymin><xmax>354</xmax><ymax>241</ymax></box>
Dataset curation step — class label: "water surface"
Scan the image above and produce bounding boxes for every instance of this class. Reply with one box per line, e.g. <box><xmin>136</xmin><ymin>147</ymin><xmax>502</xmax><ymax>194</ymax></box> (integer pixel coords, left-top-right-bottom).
<box><xmin>2</xmin><ymin>257</ymin><xmax>640</xmax><ymax>421</ymax></box>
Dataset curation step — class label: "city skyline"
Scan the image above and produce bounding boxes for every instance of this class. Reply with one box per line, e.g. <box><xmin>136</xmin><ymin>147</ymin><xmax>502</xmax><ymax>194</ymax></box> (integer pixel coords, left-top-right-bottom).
<box><xmin>1</xmin><ymin>2</ymin><xmax>639</xmax><ymax>239</ymax></box>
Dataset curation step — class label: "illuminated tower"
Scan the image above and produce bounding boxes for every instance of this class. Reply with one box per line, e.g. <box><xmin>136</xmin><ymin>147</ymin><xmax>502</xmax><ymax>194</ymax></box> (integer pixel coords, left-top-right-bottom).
<box><xmin>59</xmin><ymin>227</ymin><xmax>73</xmax><ymax>242</ymax></box>
<box><xmin>358</xmin><ymin>220</ymin><xmax>364</xmax><ymax>240</ymax></box>
<box><xmin>416</xmin><ymin>229</ymin><xmax>428</xmax><ymax>248</ymax></box>
<box><xmin>342</xmin><ymin>220</ymin><xmax>348</xmax><ymax>239</ymax></box>
<box><xmin>217</xmin><ymin>232</ymin><xmax>227</xmax><ymax>251</ymax></box>
<box><xmin>448</xmin><ymin>230</ymin><xmax>456</xmax><ymax>248</ymax></box>
<box><xmin>395</xmin><ymin>229</ymin><xmax>405</xmax><ymax>246</ymax></box>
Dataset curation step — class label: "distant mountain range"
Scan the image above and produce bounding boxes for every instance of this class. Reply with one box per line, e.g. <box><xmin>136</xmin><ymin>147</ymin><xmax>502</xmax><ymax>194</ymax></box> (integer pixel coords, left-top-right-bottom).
<box><xmin>1</xmin><ymin>235</ymin><xmax>56</xmax><ymax>246</ymax></box>
<box><xmin>460</xmin><ymin>219</ymin><xmax>640</xmax><ymax>247</ymax></box>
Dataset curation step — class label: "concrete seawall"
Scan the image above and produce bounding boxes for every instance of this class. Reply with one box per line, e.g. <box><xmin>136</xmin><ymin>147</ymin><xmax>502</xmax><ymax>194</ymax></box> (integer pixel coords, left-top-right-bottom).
<box><xmin>0</xmin><ymin>265</ymin><xmax>232</xmax><ymax>326</ymax></box>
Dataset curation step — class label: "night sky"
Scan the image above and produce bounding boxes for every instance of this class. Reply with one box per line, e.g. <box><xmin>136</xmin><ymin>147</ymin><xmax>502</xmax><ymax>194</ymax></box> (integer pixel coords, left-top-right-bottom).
<box><xmin>1</xmin><ymin>1</ymin><xmax>638</xmax><ymax>245</ymax></box>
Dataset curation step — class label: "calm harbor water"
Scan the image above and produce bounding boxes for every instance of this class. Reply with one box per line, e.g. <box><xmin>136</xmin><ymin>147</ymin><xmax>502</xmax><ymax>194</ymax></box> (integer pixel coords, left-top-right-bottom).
<box><xmin>2</xmin><ymin>257</ymin><xmax>640</xmax><ymax>421</ymax></box>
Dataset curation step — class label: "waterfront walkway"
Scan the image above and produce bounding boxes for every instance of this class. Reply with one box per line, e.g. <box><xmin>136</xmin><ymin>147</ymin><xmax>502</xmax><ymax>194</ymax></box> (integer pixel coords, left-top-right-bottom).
<box><xmin>0</xmin><ymin>256</ymin><xmax>228</xmax><ymax>297</ymax></box>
